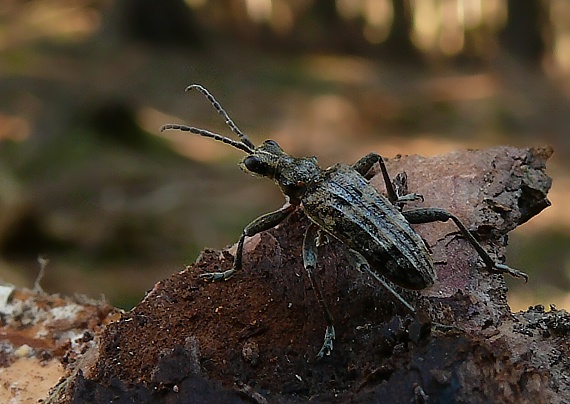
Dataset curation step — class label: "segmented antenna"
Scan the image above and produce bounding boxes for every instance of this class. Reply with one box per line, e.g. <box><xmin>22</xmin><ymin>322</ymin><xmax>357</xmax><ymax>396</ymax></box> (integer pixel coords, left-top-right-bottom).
<box><xmin>160</xmin><ymin>84</ymin><xmax>256</xmax><ymax>154</ymax></box>
<box><xmin>160</xmin><ymin>124</ymin><xmax>253</xmax><ymax>154</ymax></box>
<box><xmin>186</xmin><ymin>84</ymin><xmax>256</xmax><ymax>151</ymax></box>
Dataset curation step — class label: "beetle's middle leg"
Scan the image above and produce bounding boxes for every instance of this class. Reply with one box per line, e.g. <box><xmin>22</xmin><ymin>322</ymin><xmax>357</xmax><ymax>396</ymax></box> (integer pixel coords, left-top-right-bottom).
<box><xmin>352</xmin><ymin>153</ymin><xmax>422</xmax><ymax>205</ymax></box>
<box><xmin>403</xmin><ymin>208</ymin><xmax>528</xmax><ymax>281</ymax></box>
<box><xmin>199</xmin><ymin>203</ymin><xmax>297</xmax><ymax>281</ymax></box>
<box><xmin>303</xmin><ymin>223</ymin><xmax>335</xmax><ymax>358</ymax></box>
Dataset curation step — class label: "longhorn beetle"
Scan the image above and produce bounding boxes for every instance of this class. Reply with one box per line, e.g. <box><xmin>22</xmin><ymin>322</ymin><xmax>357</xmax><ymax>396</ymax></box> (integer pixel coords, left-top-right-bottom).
<box><xmin>161</xmin><ymin>84</ymin><xmax>528</xmax><ymax>358</ymax></box>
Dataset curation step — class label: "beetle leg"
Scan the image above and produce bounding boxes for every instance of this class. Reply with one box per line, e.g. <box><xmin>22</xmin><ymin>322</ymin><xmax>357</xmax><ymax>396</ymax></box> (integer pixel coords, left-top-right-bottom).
<box><xmin>402</xmin><ymin>208</ymin><xmax>528</xmax><ymax>282</ymax></box>
<box><xmin>352</xmin><ymin>153</ymin><xmax>422</xmax><ymax>206</ymax></box>
<box><xmin>303</xmin><ymin>223</ymin><xmax>335</xmax><ymax>358</ymax></box>
<box><xmin>347</xmin><ymin>249</ymin><xmax>416</xmax><ymax>313</ymax></box>
<box><xmin>199</xmin><ymin>204</ymin><xmax>297</xmax><ymax>281</ymax></box>
<box><xmin>392</xmin><ymin>173</ymin><xmax>424</xmax><ymax>212</ymax></box>
<box><xmin>351</xmin><ymin>152</ymin><xmax>382</xmax><ymax>177</ymax></box>
<box><xmin>352</xmin><ymin>153</ymin><xmax>399</xmax><ymax>203</ymax></box>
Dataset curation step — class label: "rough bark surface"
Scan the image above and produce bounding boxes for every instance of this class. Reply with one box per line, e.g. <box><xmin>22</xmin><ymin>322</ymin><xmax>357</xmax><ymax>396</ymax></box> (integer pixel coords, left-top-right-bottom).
<box><xmin>47</xmin><ymin>146</ymin><xmax>570</xmax><ymax>403</ymax></box>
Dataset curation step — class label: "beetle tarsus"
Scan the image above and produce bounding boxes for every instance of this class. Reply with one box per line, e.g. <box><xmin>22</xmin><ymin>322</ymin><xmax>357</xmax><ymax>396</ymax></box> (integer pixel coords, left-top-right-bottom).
<box><xmin>316</xmin><ymin>326</ymin><xmax>335</xmax><ymax>359</ymax></box>
<box><xmin>492</xmin><ymin>263</ymin><xmax>529</xmax><ymax>283</ymax></box>
<box><xmin>397</xmin><ymin>193</ymin><xmax>424</xmax><ymax>204</ymax></box>
<box><xmin>199</xmin><ymin>268</ymin><xmax>236</xmax><ymax>282</ymax></box>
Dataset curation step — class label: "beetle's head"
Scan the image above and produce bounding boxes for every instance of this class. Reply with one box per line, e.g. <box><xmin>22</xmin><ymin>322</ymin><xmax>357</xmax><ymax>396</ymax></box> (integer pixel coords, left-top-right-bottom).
<box><xmin>239</xmin><ymin>139</ymin><xmax>284</xmax><ymax>179</ymax></box>
<box><xmin>242</xmin><ymin>140</ymin><xmax>321</xmax><ymax>201</ymax></box>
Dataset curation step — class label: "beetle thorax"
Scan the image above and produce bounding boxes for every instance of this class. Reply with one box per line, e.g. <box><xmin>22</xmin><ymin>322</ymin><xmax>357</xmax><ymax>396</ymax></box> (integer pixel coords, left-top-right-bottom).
<box><xmin>275</xmin><ymin>155</ymin><xmax>322</xmax><ymax>201</ymax></box>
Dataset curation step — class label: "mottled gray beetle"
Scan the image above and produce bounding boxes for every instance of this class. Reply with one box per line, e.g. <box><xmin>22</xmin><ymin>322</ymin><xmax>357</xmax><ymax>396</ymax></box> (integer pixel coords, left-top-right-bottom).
<box><xmin>161</xmin><ymin>84</ymin><xmax>528</xmax><ymax>358</ymax></box>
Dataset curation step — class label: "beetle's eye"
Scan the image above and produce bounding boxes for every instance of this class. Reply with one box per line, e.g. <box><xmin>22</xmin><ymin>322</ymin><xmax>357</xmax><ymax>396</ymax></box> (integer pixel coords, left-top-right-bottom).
<box><xmin>244</xmin><ymin>156</ymin><xmax>269</xmax><ymax>175</ymax></box>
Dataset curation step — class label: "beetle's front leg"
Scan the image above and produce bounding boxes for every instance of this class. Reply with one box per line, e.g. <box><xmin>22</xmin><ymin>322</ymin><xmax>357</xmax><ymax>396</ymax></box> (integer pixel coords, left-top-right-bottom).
<box><xmin>403</xmin><ymin>208</ymin><xmax>528</xmax><ymax>281</ymax></box>
<box><xmin>352</xmin><ymin>153</ymin><xmax>422</xmax><ymax>205</ymax></box>
<box><xmin>199</xmin><ymin>203</ymin><xmax>297</xmax><ymax>281</ymax></box>
<box><xmin>303</xmin><ymin>223</ymin><xmax>335</xmax><ymax>358</ymax></box>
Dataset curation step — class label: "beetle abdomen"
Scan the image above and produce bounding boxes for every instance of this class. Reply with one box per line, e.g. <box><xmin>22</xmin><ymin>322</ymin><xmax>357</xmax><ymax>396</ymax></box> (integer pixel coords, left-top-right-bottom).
<box><xmin>302</xmin><ymin>164</ymin><xmax>436</xmax><ymax>290</ymax></box>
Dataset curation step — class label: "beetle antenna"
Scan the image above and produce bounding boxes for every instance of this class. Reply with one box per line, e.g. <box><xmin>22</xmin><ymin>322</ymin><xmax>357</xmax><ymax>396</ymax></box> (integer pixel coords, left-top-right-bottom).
<box><xmin>160</xmin><ymin>124</ymin><xmax>253</xmax><ymax>154</ymax></box>
<box><xmin>186</xmin><ymin>84</ymin><xmax>256</xmax><ymax>151</ymax></box>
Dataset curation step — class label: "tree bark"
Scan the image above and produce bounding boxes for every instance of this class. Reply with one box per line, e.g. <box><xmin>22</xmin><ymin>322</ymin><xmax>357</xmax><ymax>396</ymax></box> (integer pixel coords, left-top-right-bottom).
<box><xmin>46</xmin><ymin>146</ymin><xmax>570</xmax><ymax>403</ymax></box>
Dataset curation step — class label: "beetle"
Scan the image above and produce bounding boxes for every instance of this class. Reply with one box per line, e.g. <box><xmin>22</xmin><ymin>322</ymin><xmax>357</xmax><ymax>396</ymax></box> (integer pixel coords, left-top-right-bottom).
<box><xmin>161</xmin><ymin>84</ymin><xmax>528</xmax><ymax>358</ymax></box>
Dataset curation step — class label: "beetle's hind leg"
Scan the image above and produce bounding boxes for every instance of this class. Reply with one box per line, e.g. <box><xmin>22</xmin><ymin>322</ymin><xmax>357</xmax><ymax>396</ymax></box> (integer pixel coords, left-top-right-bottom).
<box><xmin>303</xmin><ymin>224</ymin><xmax>335</xmax><ymax>358</ymax></box>
<box><xmin>402</xmin><ymin>208</ymin><xmax>528</xmax><ymax>281</ymax></box>
<box><xmin>199</xmin><ymin>204</ymin><xmax>297</xmax><ymax>281</ymax></box>
<box><xmin>351</xmin><ymin>153</ymin><xmax>422</xmax><ymax>206</ymax></box>
<box><xmin>347</xmin><ymin>249</ymin><xmax>416</xmax><ymax>313</ymax></box>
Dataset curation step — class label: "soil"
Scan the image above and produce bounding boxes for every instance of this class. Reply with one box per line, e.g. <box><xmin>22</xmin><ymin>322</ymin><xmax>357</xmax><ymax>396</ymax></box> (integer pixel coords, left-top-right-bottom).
<box><xmin>43</xmin><ymin>146</ymin><xmax>570</xmax><ymax>403</ymax></box>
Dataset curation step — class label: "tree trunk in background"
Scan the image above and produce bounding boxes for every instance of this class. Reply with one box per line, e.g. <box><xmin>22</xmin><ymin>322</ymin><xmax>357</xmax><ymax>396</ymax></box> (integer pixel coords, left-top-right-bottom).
<box><xmin>112</xmin><ymin>0</ymin><xmax>204</xmax><ymax>49</ymax></box>
<box><xmin>500</xmin><ymin>0</ymin><xmax>545</xmax><ymax>64</ymax></box>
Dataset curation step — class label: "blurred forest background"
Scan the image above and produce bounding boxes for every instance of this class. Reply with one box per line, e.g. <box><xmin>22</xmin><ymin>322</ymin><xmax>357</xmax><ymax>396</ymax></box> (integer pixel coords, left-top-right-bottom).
<box><xmin>0</xmin><ymin>0</ymin><xmax>569</xmax><ymax>310</ymax></box>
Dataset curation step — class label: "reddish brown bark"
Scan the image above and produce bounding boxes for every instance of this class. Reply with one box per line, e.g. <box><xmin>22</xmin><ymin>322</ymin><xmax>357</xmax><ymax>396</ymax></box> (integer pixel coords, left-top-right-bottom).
<box><xmin>48</xmin><ymin>146</ymin><xmax>570</xmax><ymax>403</ymax></box>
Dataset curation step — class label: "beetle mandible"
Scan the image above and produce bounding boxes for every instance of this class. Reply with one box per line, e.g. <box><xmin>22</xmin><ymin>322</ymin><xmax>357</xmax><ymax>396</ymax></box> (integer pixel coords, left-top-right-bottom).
<box><xmin>161</xmin><ymin>84</ymin><xmax>528</xmax><ymax>358</ymax></box>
